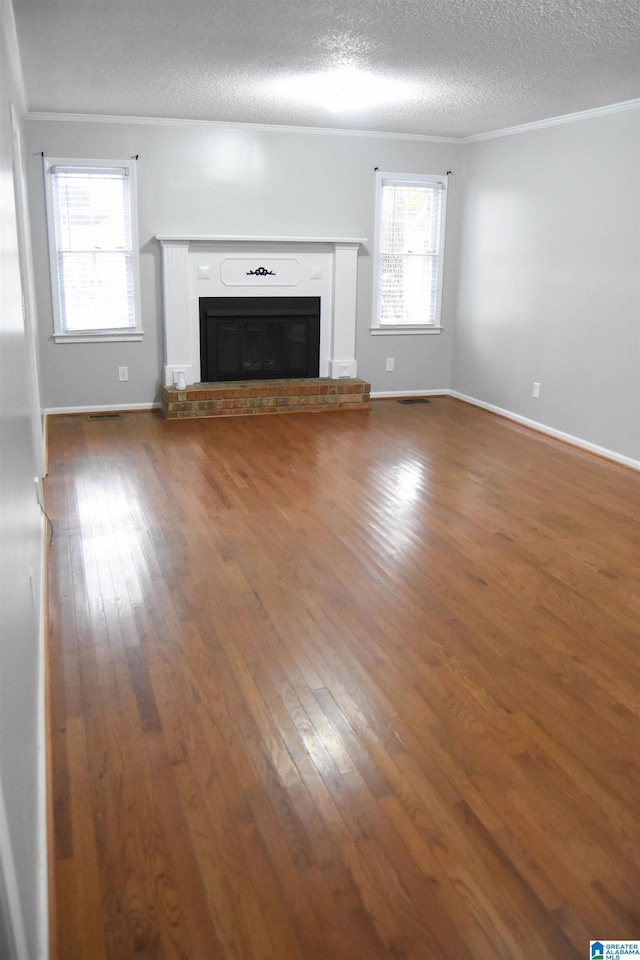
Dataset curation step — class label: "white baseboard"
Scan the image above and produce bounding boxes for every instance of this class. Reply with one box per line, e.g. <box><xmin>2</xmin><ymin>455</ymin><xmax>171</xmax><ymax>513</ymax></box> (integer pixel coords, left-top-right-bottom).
<box><xmin>36</xmin><ymin>518</ymin><xmax>49</xmax><ymax>960</ymax></box>
<box><xmin>44</xmin><ymin>401</ymin><xmax>161</xmax><ymax>416</ymax></box>
<box><xmin>42</xmin><ymin>394</ymin><xmax>640</xmax><ymax>472</ymax></box>
<box><xmin>450</xmin><ymin>391</ymin><xmax>640</xmax><ymax>472</ymax></box>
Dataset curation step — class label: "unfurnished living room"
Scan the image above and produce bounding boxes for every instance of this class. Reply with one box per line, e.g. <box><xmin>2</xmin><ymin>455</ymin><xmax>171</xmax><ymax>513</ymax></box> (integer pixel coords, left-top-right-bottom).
<box><xmin>1</xmin><ymin>1</ymin><xmax>639</xmax><ymax>958</ymax></box>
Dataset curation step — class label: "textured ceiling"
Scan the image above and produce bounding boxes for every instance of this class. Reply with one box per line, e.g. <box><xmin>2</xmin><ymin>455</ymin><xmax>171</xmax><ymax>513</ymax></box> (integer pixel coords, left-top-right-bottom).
<box><xmin>12</xmin><ymin>0</ymin><xmax>640</xmax><ymax>138</ymax></box>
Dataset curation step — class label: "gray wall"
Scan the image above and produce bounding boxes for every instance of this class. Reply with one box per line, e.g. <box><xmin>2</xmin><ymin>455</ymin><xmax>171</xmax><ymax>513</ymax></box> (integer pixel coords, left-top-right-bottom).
<box><xmin>25</xmin><ymin>118</ymin><xmax>463</xmax><ymax>409</ymax></box>
<box><xmin>0</xmin><ymin>10</ymin><xmax>47</xmax><ymax>958</ymax></box>
<box><xmin>453</xmin><ymin>107</ymin><xmax>640</xmax><ymax>461</ymax></box>
<box><xmin>24</xmin><ymin>105</ymin><xmax>640</xmax><ymax>462</ymax></box>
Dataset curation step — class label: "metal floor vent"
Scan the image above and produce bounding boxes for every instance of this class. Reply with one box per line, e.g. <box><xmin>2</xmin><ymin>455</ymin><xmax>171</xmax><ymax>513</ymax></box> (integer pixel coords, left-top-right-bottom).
<box><xmin>398</xmin><ymin>398</ymin><xmax>430</xmax><ymax>404</ymax></box>
<box><xmin>88</xmin><ymin>413</ymin><xmax>123</xmax><ymax>420</ymax></box>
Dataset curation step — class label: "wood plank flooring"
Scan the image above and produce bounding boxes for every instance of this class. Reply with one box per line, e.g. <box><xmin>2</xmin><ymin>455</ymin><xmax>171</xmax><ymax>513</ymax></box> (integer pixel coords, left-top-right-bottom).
<box><xmin>45</xmin><ymin>398</ymin><xmax>640</xmax><ymax>960</ymax></box>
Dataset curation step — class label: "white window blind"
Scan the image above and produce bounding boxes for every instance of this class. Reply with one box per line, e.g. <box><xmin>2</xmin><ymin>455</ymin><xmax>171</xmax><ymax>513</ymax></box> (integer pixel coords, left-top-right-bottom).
<box><xmin>46</xmin><ymin>161</ymin><xmax>139</xmax><ymax>336</ymax></box>
<box><xmin>375</xmin><ymin>176</ymin><xmax>447</xmax><ymax>327</ymax></box>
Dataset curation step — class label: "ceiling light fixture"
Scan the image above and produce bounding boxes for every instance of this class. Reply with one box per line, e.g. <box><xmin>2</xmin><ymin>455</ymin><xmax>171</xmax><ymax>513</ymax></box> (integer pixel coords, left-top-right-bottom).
<box><xmin>273</xmin><ymin>68</ymin><xmax>414</xmax><ymax>114</ymax></box>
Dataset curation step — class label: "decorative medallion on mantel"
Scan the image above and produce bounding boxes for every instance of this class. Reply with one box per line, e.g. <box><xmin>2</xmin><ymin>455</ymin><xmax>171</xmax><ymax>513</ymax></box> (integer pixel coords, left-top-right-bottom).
<box><xmin>247</xmin><ymin>266</ymin><xmax>275</xmax><ymax>276</ymax></box>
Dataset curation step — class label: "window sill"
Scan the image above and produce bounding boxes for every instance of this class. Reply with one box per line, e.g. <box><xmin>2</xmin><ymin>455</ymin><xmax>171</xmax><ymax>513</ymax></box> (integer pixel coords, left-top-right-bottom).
<box><xmin>52</xmin><ymin>332</ymin><xmax>144</xmax><ymax>344</ymax></box>
<box><xmin>369</xmin><ymin>325</ymin><xmax>443</xmax><ymax>336</ymax></box>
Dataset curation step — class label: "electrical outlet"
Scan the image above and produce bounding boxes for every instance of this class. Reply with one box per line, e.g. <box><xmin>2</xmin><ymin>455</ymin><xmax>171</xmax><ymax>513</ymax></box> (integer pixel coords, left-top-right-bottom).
<box><xmin>386</xmin><ymin>358</ymin><xmax>395</xmax><ymax>372</ymax></box>
<box><xmin>34</xmin><ymin>476</ymin><xmax>44</xmax><ymax>509</ymax></box>
<box><xmin>533</xmin><ymin>381</ymin><xmax>540</xmax><ymax>399</ymax></box>
<box><xmin>118</xmin><ymin>366</ymin><xmax>128</xmax><ymax>382</ymax></box>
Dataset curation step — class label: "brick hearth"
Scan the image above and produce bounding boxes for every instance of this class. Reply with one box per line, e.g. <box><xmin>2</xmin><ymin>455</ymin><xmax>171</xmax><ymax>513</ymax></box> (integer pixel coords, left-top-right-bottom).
<box><xmin>161</xmin><ymin>378</ymin><xmax>371</xmax><ymax>419</ymax></box>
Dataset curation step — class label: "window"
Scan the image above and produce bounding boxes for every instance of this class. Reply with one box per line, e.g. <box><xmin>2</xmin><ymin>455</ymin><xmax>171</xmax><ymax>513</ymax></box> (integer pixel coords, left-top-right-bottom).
<box><xmin>372</xmin><ymin>172</ymin><xmax>448</xmax><ymax>334</ymax></box>
<box><xmin>44</xmin><ymin>158</ymin><xmax>142</xmax><ymax>341</ymax></box>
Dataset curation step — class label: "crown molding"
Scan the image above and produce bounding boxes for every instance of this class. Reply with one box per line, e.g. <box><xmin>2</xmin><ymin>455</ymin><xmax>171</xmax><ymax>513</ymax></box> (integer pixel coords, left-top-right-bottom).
<box><xmin>24</xmin><ymin>110</ymin><xmax>460</xmax><ymax>144</ymax></box>
<box><xmin>0</xmin><ymin>0</ymin><xmax>27</xmax><ymax>114</ymax></box>
<box><xmin>463</xmin><ymin>98</ymin><xmax>640</xmax><ymax>143</ymax></box>
<box><xmin>24</xmin><ymin>97</ymin><xmax>639</xmax><ymax>144</ymax></box>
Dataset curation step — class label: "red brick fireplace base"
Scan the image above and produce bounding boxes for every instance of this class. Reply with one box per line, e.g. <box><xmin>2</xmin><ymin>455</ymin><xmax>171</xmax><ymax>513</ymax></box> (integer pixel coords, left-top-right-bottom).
<box><xmin>161</xmin><ymin>378</ymin><xmax>371</xmax><ymax>419</ymax></box>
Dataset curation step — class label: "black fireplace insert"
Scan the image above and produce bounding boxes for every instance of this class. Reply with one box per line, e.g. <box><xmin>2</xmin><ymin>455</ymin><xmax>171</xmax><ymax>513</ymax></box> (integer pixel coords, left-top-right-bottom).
<box><xmin>199</xmin><ymin>296</ymin><xmax>321</xmax><ymax>382</ymax></box>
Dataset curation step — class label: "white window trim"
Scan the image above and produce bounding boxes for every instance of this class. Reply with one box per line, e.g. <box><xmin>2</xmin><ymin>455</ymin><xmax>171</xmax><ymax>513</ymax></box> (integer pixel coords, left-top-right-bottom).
<box><xmin>371</xmin><ymin>170</ymin><xmax>448</xmax><ymax>334</ymax></box>
<box><xmin>44</xmin><ymin>156</ymin><xmax>143</xmax><ymax>343</ymax></box>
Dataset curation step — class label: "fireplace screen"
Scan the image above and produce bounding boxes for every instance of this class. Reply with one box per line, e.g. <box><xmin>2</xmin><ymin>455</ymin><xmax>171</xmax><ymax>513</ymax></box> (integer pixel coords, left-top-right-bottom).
<box><xmin>199</xmin><ymin>296</ymin><xmax>321</xmax><ymax>382</ymax></box>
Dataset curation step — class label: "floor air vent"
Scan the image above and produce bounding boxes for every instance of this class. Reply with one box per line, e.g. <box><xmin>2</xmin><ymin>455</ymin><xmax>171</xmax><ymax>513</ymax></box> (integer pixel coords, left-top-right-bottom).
<box><xmin>88</xmin><ymin>414</ymin><xmax>123</xmax><ymax>420</ymax></box>
<box><xmin>398</xmin><ymin>398</ymin><xmax>430</xmax><ymax>404</ymax></box>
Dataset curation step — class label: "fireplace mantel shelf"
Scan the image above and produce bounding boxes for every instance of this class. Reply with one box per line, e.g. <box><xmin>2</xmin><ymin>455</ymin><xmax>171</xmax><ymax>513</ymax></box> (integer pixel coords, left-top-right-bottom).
<box><xmin>155</xmin><ymin>235</ymin><xmax>367</xmax><ymax>245</ymax></box>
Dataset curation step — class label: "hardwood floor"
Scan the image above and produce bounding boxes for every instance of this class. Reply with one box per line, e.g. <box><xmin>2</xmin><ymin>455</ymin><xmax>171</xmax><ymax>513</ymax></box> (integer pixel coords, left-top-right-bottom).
<box><xmin>45</xmin><ymin>398</ymin><xmax>640</xmax><ymax>960</ymax></box>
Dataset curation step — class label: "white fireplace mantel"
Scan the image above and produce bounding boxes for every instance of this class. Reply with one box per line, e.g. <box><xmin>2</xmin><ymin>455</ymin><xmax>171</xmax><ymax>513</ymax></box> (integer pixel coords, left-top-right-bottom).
<box><xmin>156</xmin><ymin>235</ymin><xmax>367</xmax><ymax>387</ymax></box>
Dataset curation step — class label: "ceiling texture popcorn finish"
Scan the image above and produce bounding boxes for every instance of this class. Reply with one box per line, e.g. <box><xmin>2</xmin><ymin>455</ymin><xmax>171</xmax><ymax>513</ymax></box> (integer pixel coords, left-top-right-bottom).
<box><xmin>11</xmin><ymin>0</ymin><xmax>640</xmax><ymax>137</ymax></box>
